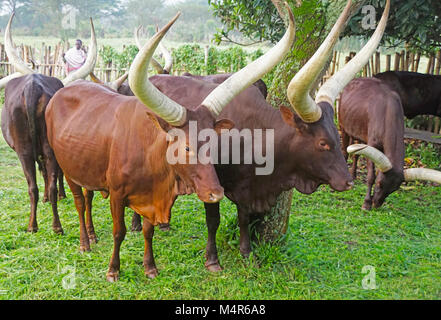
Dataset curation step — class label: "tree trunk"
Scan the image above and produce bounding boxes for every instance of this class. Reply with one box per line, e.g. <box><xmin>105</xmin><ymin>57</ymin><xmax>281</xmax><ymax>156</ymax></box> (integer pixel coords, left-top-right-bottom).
<box><xmin>255</xmin><ymin>0</ymin><xmax>362</xmax><ymax>242</ymax></box>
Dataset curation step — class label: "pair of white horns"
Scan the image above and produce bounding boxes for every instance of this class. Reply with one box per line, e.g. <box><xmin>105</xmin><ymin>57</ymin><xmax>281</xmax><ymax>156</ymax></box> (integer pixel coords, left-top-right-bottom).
<box><xmin>0</xmin><ymin>13</ymin><xmax>97</xmax><ymax>89</ymax></box>
<box><xmin>347</xmin><ymin>144</ymin><xmax>441</xmax><ymax>184</ymax></box>
<box><xmin>129</xmin><ymin>2</ymin><xmax>296</xmax><ymax>126</ymax></box>
<box><xmin>288</xmin><ymin>0</ymin><xmax>390</xmax><ymax>123</ymax></box>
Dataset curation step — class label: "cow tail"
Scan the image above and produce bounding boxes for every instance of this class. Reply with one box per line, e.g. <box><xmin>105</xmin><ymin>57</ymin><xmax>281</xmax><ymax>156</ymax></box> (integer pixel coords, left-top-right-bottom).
<box><xmin>24</xmin><ymin>85</ymin><xmax>46</xmax><ymax>176</ymax></box>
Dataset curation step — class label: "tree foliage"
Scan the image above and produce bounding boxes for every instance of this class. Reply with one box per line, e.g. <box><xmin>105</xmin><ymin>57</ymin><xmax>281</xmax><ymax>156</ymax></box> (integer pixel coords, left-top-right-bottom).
<box><xmin>344</xmin><ymin>0</ymin><xmax>441</xmax><ymax>54</ymax></box>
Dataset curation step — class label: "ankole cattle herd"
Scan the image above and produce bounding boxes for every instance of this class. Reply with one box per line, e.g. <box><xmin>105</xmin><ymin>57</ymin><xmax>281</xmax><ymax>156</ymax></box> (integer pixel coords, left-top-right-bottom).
<box><xmin>0</xmin><ymin>0</ymin><xmax>440</xmax><ymax>284</ymax></box>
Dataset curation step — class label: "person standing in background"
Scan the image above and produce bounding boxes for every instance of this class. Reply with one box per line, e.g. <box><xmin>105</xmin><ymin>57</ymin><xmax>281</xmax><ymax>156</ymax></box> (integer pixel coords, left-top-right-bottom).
<box><xmin>62</xmin><ymin>39</ymin><xmax>86</xmax><ymax>74</ymax></box>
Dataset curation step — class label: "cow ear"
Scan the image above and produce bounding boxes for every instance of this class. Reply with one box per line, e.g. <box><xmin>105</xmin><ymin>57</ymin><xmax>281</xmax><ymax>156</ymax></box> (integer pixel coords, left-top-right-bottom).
<box><xmin>214</xmin><ymin>119</ymin><xmax>235</xmax><ymax>135</ymax></box>
<box><xmin>280</xmin><ymin>106</ymin><xmax>308</xmax><ymax>133</ymax></box>
<box><xmin>146</xmin><ymin>112</ymin><xmax>172</xmax><ymax>133</ymax></box>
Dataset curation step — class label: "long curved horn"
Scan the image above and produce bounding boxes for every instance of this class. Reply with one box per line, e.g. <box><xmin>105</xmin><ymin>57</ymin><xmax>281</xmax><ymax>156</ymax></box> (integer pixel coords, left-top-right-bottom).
<box><xmin>89</xmin><ymin>72</ymin><xmax>104</xmax><ymax>84</ymax></box>
<box><xmin>129</xmin><ymin>13</ymin><xmax>186</xmax><ymax>126</ymax></box>
<box><xmin>4</xmin><ymin>13</ymin><xmax>34</xmax><ymax>75</ymax></box>
<box><xmin>108</xmin><ymin>72</ymin><xmax>128</xmax><ymax>91</ymax></box>
<box><xmin>404</xmin><ymin>168</ymin><xmax>441</xmax><ymax>184</ymax></box>
<box><xmin>63</xmin><ymin>18</ymin><xmax>97</xmax><ymax>85</ymax></box>
<box><xmin>155</xmin><ymin>25</ymin><xmax>173</xmax><ymax>73</ymax></box>
<box><xmin>135</xmin><ymin>25</ymin><xmax>166</xmax><ymax>74</ymax></box>
<box><xmin>89</xmin><ymin>72</ymin><xmax>128</xmax><ymax>91</ymax></box>
<box><xmin>201</xmin><ymin>2</ymin><xmax>295</xmax><ymax>116</ymax></box>
<box><xmin>286</xmin><ymin>0</ymin><xmax>352</xmax><ymax>123</ymax></box>
<box><xmin>347</xmin><ymin>144</ymin><xmax>393</xmax><ymax>172</ymax></box>
<box><xmin>0</xmin><ymin>72</ymin><xmax>23</xmax><ymax>89</ymax></box>
<box><xmin>316</xmin><ymin>0</ymin><xmax>390</xmax><ymax>105</ymax></box>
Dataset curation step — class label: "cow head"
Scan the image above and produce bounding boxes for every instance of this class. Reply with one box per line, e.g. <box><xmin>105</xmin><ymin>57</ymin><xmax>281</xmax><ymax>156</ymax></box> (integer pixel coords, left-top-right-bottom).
<box><xmin>348</xmin><ymin>144</ymin><xmax>441</xmax><ymax>208</ymax></box>
<box><xmin>129</xmin><ymin>13</ymin><xmax>237</xmax><ymax>203</ymax></box>
<box><xmin>277</xmin><ymin>0</ymin><xmax>390</xmax><ymax>194</ymax></box>
<box><xmin>372</xmin><ymin>169</ymin><xmax>404</xmax><ymax>208</ymax></box>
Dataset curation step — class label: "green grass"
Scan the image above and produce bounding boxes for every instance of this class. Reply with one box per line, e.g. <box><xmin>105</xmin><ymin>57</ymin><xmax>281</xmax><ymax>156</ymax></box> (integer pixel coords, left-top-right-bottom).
<box><xmin>0</xmin><ymin>92</ymin><xmax>440</xmax><ymax>299</ymax></box>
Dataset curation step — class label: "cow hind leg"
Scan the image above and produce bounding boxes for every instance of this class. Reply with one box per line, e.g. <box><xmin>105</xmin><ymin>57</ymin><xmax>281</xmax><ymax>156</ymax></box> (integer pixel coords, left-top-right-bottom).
<box><xmin>106</xmin><ymin>195</ymin><xmax>126</xmax><ymax>282</ymax></box>
<box><xmin>130</xmin><ymin>212</ymin><xmax>142</xmax><ymax>232</ymax></box>
<box><xmin>204</xmin><ymin>202</ymin><xmax>222</xmax><ymax>272</ymax></box>
<box><xmin>42</xmin><ymin>169</ymin><xmax>49</xmax><ymax>203</ymax></box>
<box><xmin>58</xmin><ymin>168</ymin><xmax>66</xmax><ymax>200</ymax></box>
<box><xmin>142</xmin><ymin>218</ymin><xmax>158</xmax><ymax>279</ymax></box>
<box><xmin>84</xmin><ymin>189</ymin><xmax>98</xmax><ymax>243</ymax></box>
<box><xmin>18</xmin><ymin>154</ymin><xmax>39</xmax><ymax>233</ymax></box>
<box><xmin>44</xmin><ymin>155</ymin><xmax>63</xmax><ymax>234</ymax></box>
<box><xmin>66</xmin><ymin>178</ymin><xmax>90</xmax><ymax>251</ymax></box>
<box><xmin>362</xmin><ymin>160</ymin><xmax>376</xmax><ymax>211</ymax></box>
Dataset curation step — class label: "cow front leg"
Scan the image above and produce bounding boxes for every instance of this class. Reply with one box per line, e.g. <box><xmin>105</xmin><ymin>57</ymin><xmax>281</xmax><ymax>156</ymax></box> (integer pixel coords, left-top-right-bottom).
<box><xmin>84</xmin><ymin>189</ymin><xmax>98</xmax><ymax>243</ymax></box>
<box><xmin>362</xmin><ymin>160</ymin><xmax>376</xmax><ymax>210</ymax></box>
<box><xmin>66</xmin><ymin>178</ymin><xmax>89</xmax><ymax>251</ymax></box>
<box><xmin>130</xmin><ymin>212</ymin><xmax>142</xmax><ymax>232</ymax></box>
<box><xmin>204</xmin><ymin>202</ymin><xmax>222</xmax><ymax>272</ymax></box>
<box><xmin>106</xmin><ymin>195</ymin><xmax>126</xmax><ymax>282</ymax></box>
<box><xmin>238</xmin><ymin>208</ymin><xmax>251</xmax><ymax>258</ymax></box>
<box><xmin>351</xmin><ymin>154</ymin><xmax>359</xmax><ymax>180</ymax></box>
<box><xmin>18</xmin><ymin>154</ymin><xmax>38</xmax><ymax>233</ymax></box>
<box><xmin>142</xmin><ymin>218</ymin><xmax>158</xmax><ymax>279</ymax></box>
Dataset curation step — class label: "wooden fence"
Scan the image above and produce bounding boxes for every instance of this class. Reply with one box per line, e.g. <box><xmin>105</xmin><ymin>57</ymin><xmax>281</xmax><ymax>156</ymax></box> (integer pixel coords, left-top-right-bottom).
<box><xmin>1</xmin><ymin>41</ymin><xmax>440</xmax><ymax>135</ymax></box>
<box><xmin>0</xmin><ymin>42</ymin><xmax>128</xmax><ymax>82</ymax></box>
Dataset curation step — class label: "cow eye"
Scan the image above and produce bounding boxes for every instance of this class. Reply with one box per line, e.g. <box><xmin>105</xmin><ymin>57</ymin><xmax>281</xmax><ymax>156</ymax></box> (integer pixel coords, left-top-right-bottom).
<box><xmin>185</xmin><ymin>146</ymin><xmax>190</xmax><ymax>152</ymax></box>
<box><xmin>318</xmin><ymin>140</ymin><xmax>330</xmax><ymax>151</ymax></box>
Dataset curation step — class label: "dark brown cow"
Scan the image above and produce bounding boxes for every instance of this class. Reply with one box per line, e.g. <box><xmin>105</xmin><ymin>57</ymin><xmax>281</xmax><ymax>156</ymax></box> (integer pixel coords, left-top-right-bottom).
<box><xmin>45</xmin><ymin>11</ymin><xmax>295</xmax><ymax>281</ymax></box>
<box><xmin>0</xmin><ymin>14</ymin><xmax>97</xmax><ymax>232</ymax></box>
<box><xmin>2</xmin><ymin>74</ymin><xmax>65</xmax><ymax>233</ymax></box>
<box><xmin>374</xmin><ymin>71</ymin><xmax>441</xmax><ymax>118</ymax></box>
<box><xmin>138</xmin><ymin>0</ymin><xmax>389</xmax><ymax>270</ymax></box>
<box><xmin>339</xmin><ymin>77</ymin><xmax>404</xmax><ymax>210</ymax></box>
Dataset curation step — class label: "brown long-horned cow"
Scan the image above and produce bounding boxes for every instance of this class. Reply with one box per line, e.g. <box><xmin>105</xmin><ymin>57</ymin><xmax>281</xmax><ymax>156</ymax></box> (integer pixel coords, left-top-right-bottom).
<box><xmin>1</xmin><ymin>14</ymin><xmax>97</xmax><ymax>233</ymax></box>
<box><xmin>339</xmin><ymin>77</ymin><xmax>404</xmax><ymax>209</ymax></box>
<box><xmin>45</xmin><ymin>8</ymin><xmax>295</xmax><ymax>281</ymax></box>
<box><xmin>143</xmin><ymin>0</ymin><xmax>389</xmax><ymax>270</ymax></box>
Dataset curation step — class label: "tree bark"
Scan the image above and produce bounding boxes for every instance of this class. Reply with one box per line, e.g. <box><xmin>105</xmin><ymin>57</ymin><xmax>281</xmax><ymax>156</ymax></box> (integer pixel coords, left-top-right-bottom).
<box><xmin>255</xmin><ymin>0</ymin><xmax>363</xmax><ymax>242</ymax></box>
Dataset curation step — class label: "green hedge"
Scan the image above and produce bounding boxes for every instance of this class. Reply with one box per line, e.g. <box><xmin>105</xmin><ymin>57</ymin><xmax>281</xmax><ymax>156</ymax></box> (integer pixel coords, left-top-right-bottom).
<box><xmin>98</xmin><ymin>43</ymin><xmax>270</xmax><ymax>81</ymax></box>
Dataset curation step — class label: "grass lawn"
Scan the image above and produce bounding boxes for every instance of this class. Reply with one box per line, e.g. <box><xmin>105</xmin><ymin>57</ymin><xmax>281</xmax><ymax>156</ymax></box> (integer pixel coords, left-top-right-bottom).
<box><xmin>0</xmin><ymin>95</ymin><xmax>440</xmax><ymax>300</ymax></box>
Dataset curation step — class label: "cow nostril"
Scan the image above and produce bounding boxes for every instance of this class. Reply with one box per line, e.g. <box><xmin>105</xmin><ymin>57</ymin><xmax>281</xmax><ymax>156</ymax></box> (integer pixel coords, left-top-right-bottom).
<box><xmin>208</xmin><ymin>192</ymin><xmax>224</xmax><ymax>202</ymax></box>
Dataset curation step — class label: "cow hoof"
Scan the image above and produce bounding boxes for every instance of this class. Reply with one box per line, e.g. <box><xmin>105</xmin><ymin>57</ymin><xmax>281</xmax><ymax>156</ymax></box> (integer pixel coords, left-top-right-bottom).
<box><xmin>53</xmin><ymin>227</ymin><xmax>64</xmax><ymax>235</ymax></box>
<box><xmin>42</xmin><ymin>197</ymin><xmax>49</xmax><ymax>203</ymax></box>
<box><xmin>106</xmin><ymin>272</ymin><xmax>119</xmax><ymax>282</ymax></box>
<box><xmin>58</xmin><ymin>194</ymin><xmax>66</xmax><ymax>201</ymax></box>
<box><xmin>27</xmin><ymin>226</ymin><xmax>38</xmax><ymax>233</ymax></box>
<box><xmin>145</xmin><ymin>268</ymin><xmax>159</xmax><ymax>279</ymax></box>
<box><xmin>205</xmin><ymin>263</ymin><xmax>223</xmax><ymax>272</ymax></box>
<box><xmin>79</xmin><ymin>244</ymin><xmax>91</xmax><ymax>253</ymax></box>
<box><xmin>88</xmin><ymin>235</ymin><xmax>98</xmax><ymax>244</ymax></box>
<box><xmin>159</xmin><ymin>224</ymin><xmax>171</xmax><ymax>232</ymax></box>
<box><xmin>362</xmin><ymin>202</ymin><xmax>372</xmax><ymax>211</ymax></box>
<box><xmin>131</xmin><ymin>224</ymin><xmax>142</xmax><ymax>232</ymax></box>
